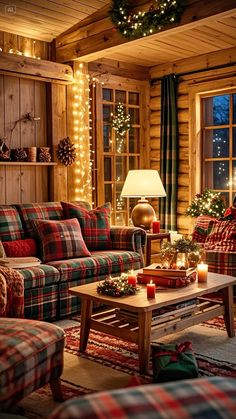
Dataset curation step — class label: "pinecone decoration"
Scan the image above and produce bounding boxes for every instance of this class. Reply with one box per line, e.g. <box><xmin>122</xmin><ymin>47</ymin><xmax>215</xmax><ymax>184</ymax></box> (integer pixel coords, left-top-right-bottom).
<box><xmin>11</xmin><ymin>148</ymin><xmax>27</xmax><ymax>162</ymax></box>
<box><xmin>38</xmin><ymin>147</ymin><xmax>51</xmax><ymax>162</ymax></box>
<box><xmin>56</xmin><ymin>137</ymin><xmax>76</xmax><ymax>166</ymax></box>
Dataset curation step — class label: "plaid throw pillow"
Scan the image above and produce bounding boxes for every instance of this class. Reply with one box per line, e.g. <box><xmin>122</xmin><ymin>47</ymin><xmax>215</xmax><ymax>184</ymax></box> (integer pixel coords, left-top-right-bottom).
<box><xmin>31</xmin><ymin>218</ymin><xmax>91</xmax><ymax>263</ymax></box>
<box><xmin>0</xmin><ymin>205</ymin><xmax>24</xmax><ymax>241</ymax></box>
<box><xmin>205</xmin><ymin>220</ymin><xmax>236</xmax><ymax>251</ymax></box>
<box><xmin>192</xmin><ymin>216</ymin><xmax>216</xmax><ymax>243</ymax></box>
<box><xmin>62</xmin><ymin>201</ymin><xmax>112</xmax><ymax>250</ymax></box>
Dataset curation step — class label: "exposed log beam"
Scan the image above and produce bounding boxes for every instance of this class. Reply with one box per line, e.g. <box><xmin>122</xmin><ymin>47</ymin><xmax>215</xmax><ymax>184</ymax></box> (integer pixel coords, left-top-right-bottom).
<box><xmin>88</xmin><ymin>58</ymin><xmax>150</xmax><ymax>81</ymax></box>
<box><xmin>55</xmin><ymin>0</ymin><xmax>236</xmax><ymax>64</ymax></box>
<box><xmin>0</xmin><ymin>52</ymin><xmax>73</xmax><ymax>82</ymax></box>
<box><xmin>150</xmin><ymin>46</ymin><xmax>236</xmax><ymax>79</ymax></box>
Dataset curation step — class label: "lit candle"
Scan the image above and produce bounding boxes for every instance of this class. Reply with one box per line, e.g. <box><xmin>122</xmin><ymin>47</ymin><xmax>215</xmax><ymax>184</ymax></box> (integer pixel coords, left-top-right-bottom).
<box><xmin>197</xmin><ymin>262</ymin><xmax>208</xmax><ymax>282</ymax></box>
<box><xmin>147</xmin><ymin>280</ymin><xmax>156</xmax><ymax>299</ymax></box>
<box><xmin>127</xmin><ymin>270</ymin><xmax>137</xmax><ymax>286</ymax></box>
<box><xmin>152</xmin><ymin>219</ymin><xmax>160</xmax><ymax>233</ymax></box>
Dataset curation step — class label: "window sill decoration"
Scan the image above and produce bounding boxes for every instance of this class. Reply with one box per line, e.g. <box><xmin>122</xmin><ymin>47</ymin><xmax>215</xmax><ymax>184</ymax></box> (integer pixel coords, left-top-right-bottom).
<box><xmin>110</xmin><ymin>0</ymin><xmax>183</xmax><ymax>40</ymax></box>
<box><xmin>186</xmin><ymin>189</ymin><xmax>225</xmax><ymax>218</ymax></box>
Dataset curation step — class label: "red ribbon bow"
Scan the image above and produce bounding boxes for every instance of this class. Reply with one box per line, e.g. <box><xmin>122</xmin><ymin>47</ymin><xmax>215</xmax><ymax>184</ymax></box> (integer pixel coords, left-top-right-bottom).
<box><xmin>154</xmin><ymin>341</ymin><xmax>193</xmax><ymax>361</ymax></box>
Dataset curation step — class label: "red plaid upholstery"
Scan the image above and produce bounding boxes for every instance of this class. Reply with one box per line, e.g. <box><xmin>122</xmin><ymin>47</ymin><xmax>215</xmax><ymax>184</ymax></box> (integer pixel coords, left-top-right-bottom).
<box><xmin>205</xmin><ymin>220</ymin><xmax>236</xmax><ymax>251</ymax></box>
<box><xmin>62</xmin><ymin>201</ymin><xmax>112</xmax><ymax>250</ymax></box>
<box><xmin>0</xmin><ymin>205</ymin><xmax>24</xmax><ymax>241</ymax></box>
<box><xmin>16</xmin><ymin>202</ymin><xmax>64</xmax><ymax>237</ymax></box>
<box><xmin>3</xmin><ymin>238</ymin><xmax>37</xmax><ymax>257</ymax></box>
<box><xmin>206</xmin><ymin>250</ymin><xmax>236</xmax><ymax>277</ymax></box>
<box><xmin>50</xmin><ymin>377</ymin><xmax>236</xmax><ymax>419</ymax></box>
<box><xmin>192</xmin><ymin>215</ymin><xmax>216</xmax><ymax>243</ymax></box>
<box><xmin>31</xmin><ymin>218</ymin><xmax>91</xmax><ymax>263</ymax></box>
<box><xmin>0</xmin><ymin>318</ymin><xmax>64</xmax><ymax>411</ymax></box>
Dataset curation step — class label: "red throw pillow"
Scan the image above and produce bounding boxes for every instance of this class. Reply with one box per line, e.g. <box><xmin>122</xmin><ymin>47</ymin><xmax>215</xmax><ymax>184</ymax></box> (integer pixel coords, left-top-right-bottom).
<box><xmin>204</xmin><ymin>220</ymin><xmax>236</xmax><ymax>251</ymax></box>
<box><xmin>30</xmin><ymin>218</ymin><xmax>91</xmax><ymax>263</ymax></box>
<box><xmin>3</xmin><ymin>238</ymin><xmax>37</xmax><ymax>257</ymax></box>
<box><xmin>61</xmin><ymin>202</ymin><xmax>112</xmax><ymax>250</ymax></box>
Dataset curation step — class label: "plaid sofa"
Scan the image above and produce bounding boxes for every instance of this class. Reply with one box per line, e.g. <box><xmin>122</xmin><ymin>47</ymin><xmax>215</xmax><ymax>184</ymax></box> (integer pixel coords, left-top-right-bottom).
<box><xmin>0</xmin><ymin>202</ymin><xmax>146</xmax><ymax>321</ymax></box>
<box><xmin>50</xmin><ymin>376</ymin><xmax>236</xmax><ymax>419</ymax></box>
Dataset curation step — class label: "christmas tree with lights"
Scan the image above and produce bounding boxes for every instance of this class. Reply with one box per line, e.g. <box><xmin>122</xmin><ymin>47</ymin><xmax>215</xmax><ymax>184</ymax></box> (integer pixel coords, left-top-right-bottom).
<box><xmin>186</xmin><ymin>189</ymin><xmax>225</xmax><ymax>218</ymax></box>
<box><xmin>111</xmin><ymin>103</ymin><xmax>130</xmax><ymax>153</ymax></box>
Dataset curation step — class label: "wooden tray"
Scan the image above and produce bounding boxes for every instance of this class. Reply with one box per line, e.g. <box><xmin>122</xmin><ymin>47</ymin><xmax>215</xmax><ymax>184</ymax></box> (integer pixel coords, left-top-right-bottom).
<box><xmin>143</xmin><ymin>263</ymin><xmax>196</xmax><ymax>277</ymax></box>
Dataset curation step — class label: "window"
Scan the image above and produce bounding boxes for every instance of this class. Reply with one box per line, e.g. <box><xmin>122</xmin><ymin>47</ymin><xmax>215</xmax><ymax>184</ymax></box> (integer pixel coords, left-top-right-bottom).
<box><xmin>92</xmin><ymin>79</ymin><xmax>148</xmax><ymax>225</ymax></box>
<box><xmin>201</xmin><ymin>92</ymin><xmax>236</xmax><ymax>207</ymax></box>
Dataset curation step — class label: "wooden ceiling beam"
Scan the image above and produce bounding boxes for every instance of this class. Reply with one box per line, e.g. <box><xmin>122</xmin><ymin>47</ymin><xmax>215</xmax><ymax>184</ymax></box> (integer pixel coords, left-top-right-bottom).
<box><xmin>88</xmin><ymin>58</ymin><xmax>150</xmax><ymax>80</ymax></box>
<box><xmin>0</xmin><ymin>52</ymin><xmax>73</xmax><ymax>82</ymax></box>
<box><xmin>55</xmin><ymin>0</ymin><xmax>236</xmax><ymax>63</ymax></box>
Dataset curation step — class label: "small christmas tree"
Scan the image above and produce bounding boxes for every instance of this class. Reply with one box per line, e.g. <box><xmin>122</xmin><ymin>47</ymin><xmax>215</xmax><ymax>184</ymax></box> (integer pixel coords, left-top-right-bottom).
<box><xmin>186</xmin><ymin>189</ymin><xmax>225</xmax><ymax>218</ymax></box>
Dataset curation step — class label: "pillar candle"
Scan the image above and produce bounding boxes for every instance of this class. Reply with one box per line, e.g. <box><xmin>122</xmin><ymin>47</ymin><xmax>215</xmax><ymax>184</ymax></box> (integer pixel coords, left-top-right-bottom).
<box><xmin>127</xmin><ymin>270</ymin><xmax>137</xmax><ymax>286</ymax></box>
<box><xmin>197</xmin><ymin>262</ymin><xmax>208</xmax><ymax>282</ymax></box>
<box><xmin>152</xmin><ymin>220</ymin><xmax>160</xmax><ymax>233</ymax></box>
<box><xmin>147</xmin><ymin>280</ymin><xmax>156</xmax><ymax>299</ymax></box>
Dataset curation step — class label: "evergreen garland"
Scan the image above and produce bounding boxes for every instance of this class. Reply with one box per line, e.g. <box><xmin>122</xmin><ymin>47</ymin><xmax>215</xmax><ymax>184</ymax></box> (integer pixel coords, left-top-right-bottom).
<box><xmin>186</xmin><ymin>189</ymin><xmax>225</xmax><ymax>218</ymax></box>
<box><xmin>110</xmin><ymin>0</ymin><xmax>183</xmax><ymax>40</ymax></box>
<box><xmin>97</xmin><ymin>276</ymin><xmax>138</xmax><ymax>297</ymax></box>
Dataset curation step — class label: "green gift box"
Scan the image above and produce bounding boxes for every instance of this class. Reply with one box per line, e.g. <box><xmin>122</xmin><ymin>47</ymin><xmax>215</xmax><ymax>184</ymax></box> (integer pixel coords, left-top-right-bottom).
<box><xmin>152</xmin><ymin>341</ymin><xmax>199</xmax><ymax>383</ymax></box>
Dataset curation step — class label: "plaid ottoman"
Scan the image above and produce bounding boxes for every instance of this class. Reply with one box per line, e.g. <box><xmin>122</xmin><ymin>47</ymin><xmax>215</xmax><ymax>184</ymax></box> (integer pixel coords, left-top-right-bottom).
<box><xmin>0</xmin><ymin>318</ymin><xmax>65</xmax><ymax>411</ymax></box>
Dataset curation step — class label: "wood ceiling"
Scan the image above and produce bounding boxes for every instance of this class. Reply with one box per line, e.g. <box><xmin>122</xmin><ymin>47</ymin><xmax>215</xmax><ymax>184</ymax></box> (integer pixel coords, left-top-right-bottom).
<box><xmin>79</xmin><ymin>11</ymin><xmax>236</xmax><ymax>67</ymax></box>
<box><xmin>0</xmin><ymin>0</ymin><xmax>110</xmax><ymax>41</ymax></box>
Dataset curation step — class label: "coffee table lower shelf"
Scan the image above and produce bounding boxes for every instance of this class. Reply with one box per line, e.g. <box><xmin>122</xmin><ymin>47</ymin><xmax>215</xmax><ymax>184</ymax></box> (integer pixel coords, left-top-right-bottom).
<box><xmin>90</xmin><ymin>299</ymin><xmax>224</xmax><ymax>342</ymax></box>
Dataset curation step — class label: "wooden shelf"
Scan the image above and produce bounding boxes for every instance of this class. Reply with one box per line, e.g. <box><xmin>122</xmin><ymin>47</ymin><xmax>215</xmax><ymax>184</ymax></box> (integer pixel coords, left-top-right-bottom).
<box><xmin>0</xmin><ymin>162</ymin><xmax>57</xmax><ymax>166</ymax></box>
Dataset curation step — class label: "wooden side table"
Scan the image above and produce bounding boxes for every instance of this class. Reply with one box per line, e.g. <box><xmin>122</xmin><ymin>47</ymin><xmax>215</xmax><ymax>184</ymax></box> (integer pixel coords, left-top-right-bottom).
<box><xmin>145</xmin><ymin>232</ymin><xmax>171</xmax><ymax>266</ymax></box>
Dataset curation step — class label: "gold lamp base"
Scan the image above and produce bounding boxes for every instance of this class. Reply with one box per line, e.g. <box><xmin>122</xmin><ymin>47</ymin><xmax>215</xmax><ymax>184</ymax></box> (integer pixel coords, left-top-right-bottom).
<box><xmin>131</xmin><ymin>199</ymin><xmax>155</xmax><ymax>230</ymax></box>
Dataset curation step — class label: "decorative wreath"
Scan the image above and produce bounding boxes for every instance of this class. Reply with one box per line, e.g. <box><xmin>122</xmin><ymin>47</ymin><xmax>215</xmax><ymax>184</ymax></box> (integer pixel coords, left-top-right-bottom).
<box><xmin>110</xmin><ymin>0</ymin><xmax>183</xmax><ymax>40</ymax></box>
<box><xmin>97</xmin><ymin>275</ymin><xmax>138</xmax><ymax>297</ymax></box>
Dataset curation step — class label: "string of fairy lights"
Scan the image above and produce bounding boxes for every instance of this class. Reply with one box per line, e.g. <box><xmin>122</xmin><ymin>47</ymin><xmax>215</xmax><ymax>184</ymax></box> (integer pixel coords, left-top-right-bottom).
<box><xmin>0</xmin><ymin>41</ymin><xmax>41</xmax><ymax>59</ymax></box>
<box><xmin>72</xmin><ymin>63</ymin><xmax>93</xmax><ymax>203</ymax></box>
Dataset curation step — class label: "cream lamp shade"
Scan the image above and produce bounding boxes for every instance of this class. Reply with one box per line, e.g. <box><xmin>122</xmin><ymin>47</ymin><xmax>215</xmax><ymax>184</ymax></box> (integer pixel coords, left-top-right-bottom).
<box><xmin>121</xmin><ymin>170</ymin><xmax>166</xmax><ymax>230</ymax></box>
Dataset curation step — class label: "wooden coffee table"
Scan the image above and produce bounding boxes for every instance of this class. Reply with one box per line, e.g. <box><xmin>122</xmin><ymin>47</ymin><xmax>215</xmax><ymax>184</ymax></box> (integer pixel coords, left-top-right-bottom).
<box><xmin>69</xmin><ymin>272</ymin><xmax>236</xmax><ymax>374</ymax></box>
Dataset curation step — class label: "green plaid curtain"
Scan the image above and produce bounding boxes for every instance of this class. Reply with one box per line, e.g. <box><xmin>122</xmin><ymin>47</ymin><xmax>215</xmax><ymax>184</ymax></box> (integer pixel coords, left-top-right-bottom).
<box><xmin>160</xmin><ymin>74</ymin><xmax>179</xmax><ymax>231</ymax></box>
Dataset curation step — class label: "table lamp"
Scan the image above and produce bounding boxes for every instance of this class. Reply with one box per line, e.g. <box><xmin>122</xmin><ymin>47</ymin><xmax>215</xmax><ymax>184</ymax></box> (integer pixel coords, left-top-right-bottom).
<box><xmin>121</xmin><ymin>169</ymin><xmax>166</xmax><ymax>230</ymax></box>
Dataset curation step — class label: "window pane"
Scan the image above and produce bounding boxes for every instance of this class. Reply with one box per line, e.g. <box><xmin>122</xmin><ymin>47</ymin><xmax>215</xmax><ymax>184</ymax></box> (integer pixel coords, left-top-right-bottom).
<box><xmin>115</xmin><ymin>156</ymin><xmax>126</xmax><ymax>181</ymax></box>
<box><xmin>103</xmin><ymin>125</ymin><xmax>112</xmax><ymax>152</ymax></box>
<box><xmin>115</xmin><ymin>212</ymin><xmax>126</xmax><ymax>226</ymax></box>
<box><xmin>116</xmin><ymin>184</ymin><xmax>125</xmax><ymax>211</ymax></box>
<box><xmin>103</xmin><ymin>105</ymin><xmax>112</xmax><ymax>121</ymax></box>
<box><xmin>233</xmin><ymin>128</ymin><xmax>236</xmax><ymax>157</ymax></box>
<box><xmin>115</xmin><ymin>134</ymin><xmax>127</xmax><ymax>153</ymax></box>
<box><xmin>204</xmin><ymin>95</ymin><xmax>229</xmax><ymax>126</ymax></box>
<box><xmin>105</xmin><ymin>184</ymin><xmax>112</xmax><ymax>204</ymax></box>
<box><xmin>220</xmin><ymin>192</ymin><xmax>229</xmax><ymax>208</ymax></box>
<box><xmin>233</xmin><ymin>161</ymin><xmax>236</xmax><ymax>189</ymax></box>
<box><xmin>129</xmin><ymin>127</ymin><xmax>140</xmax><ymax>153</ymax></box>
<box><xmin>233</xmin><ymin>94</ymin><xmax>236</xmax><ymax>124</ymax></box>
<box><xmin>104</xmin><ymin>157</ymin><xmax>112</xmax><ymax>181</ymax></box>
<box><xmin>129</xmin><ymin>156</ymin><xmax>138</xmax><ymax>170</ymax></box>
<box><xmin>115</xmin><ymin>90</ymin><xmax>126</xmax><ymax>104</ymax></box>
<box><xmin>205</xmin><ymin>161</ymin><xmax>229</xmax><ymax>189</ymax></box>
<box><xmin>129</xmin><ymin>92</ymin><xmax>139</xmax><ymax>105</ymax></box>
<box><xmin>102</xmin><ymin>88</ymin><xmax>112</xmax><ymax>102</ymax></box>
<box><xmin>203</xmin><ymin>128</ymin><xmax>229</xmax><ymax>158</ymax></box>
<box><xmin>129</xmin><ymin>108</ymin><xmax>140</xmax><ymax>125</ymax></box>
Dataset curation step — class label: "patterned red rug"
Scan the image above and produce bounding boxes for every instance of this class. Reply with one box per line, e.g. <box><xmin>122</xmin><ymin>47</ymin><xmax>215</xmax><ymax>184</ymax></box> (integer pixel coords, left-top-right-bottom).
<box><xmin>64</xmin><ymin>316</ymin><xmax>236</xmax><ymax>380</ymax></box>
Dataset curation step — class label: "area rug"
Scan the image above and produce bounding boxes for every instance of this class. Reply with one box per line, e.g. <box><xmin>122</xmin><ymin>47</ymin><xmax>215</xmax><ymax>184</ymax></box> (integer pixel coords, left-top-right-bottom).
<box><xmin>64</xmin><ymin>317</ymin><xmax>236</xmax><ymax>379</ymax></box>
<box><xmin>17</xmin><ymin>317</ymin><xmax>236</xmax><ymax>418</ymax></box>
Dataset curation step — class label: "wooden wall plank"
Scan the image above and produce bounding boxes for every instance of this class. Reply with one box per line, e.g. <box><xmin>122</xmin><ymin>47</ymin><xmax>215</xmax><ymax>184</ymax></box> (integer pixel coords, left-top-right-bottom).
<box><xmin>34</xmin><ymin>81</ymin><xmax>47</xmax><ymax>147</ymax></box>
<box><xmin>6</xmin><ymin>167</ymin><xmax>20</xmax><ymax>203</ymax></box>
<box><xmin>36</xmin><ymin>167</ymin><xmax>48</xmax><ymax>202</ymax></box>
<box><xmin>50</xmin><ymin>83</ymin><xmax>68</xmax><ymax>201</ymax></box>
<box><xmin>21</xmin><ymin>167</ymin><xmax>36</xmax><ymax>202</ymax></box>
<box><xmin>20</xmin><ymin>78</ymin><xmax>35</xmax><ymax>147</ymax></box>
<box><xmin>4</xmin><ymin>76</ymin><xmax>20</xmax><ymax>148</ymax></box>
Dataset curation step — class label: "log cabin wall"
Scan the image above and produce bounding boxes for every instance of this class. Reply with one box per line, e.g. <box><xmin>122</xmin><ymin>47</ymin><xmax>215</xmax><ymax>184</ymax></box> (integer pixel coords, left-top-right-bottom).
<box><xmin>149</xmin><ymin>47</ymin><xmax>236</xmax><ymax>236</ymax></box>
<box><xmin>0</xmin><ymin>30</ymin><xmax>76</xmax><ymax>205</ymax></box>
